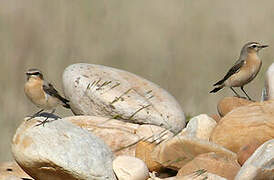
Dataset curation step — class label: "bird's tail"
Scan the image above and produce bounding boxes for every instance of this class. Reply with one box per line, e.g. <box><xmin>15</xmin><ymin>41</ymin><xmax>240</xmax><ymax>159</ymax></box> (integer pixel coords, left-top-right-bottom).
<box><xmin>213</xmin><ymin>79</ymin><xmax>225</xmax><ymax>86</ymax></box>
<box><xmin>60</xmin><ymin>96</ymin><xmax>70</xmax><ymax>109</ymax></box>
<box><xmin>210</xmin><ymin>85</ymin><xmax>224</xmax><ymax>93</ymax></box>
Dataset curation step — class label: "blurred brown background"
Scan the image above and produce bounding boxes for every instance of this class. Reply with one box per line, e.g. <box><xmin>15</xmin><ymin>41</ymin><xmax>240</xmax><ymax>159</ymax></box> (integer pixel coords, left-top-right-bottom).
<box><xmin>0</xmin><ymin>0</ymin><xmax>273</xmax><ymax>161</ymax></box>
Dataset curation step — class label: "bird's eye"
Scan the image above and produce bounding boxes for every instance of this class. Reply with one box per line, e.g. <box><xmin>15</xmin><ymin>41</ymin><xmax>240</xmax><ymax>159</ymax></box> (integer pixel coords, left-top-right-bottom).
<box><xmin>251</xmin><ymin>45</ymin><xmax>257</xmax><ymax>48</ymax></box>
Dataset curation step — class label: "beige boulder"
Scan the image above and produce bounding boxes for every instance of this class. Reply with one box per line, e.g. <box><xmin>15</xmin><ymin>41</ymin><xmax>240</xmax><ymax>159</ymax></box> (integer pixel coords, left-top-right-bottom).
<box><xmin>68</xmin><ymin>116</ymin><xmax>173</xmax><ymax>156</ymax></box>
<box><xmin>211</xmin><ymin>100</ymin><xmax>274</xmax><ymax>152</ymax></box>
<box><xmin>237</xmin><ymin>138</ymin><xmax>261</xmax><ymax>166</ymax></box>
<box><xmin>217</xmin><ymin>97</ymin><xmax>252</xmax><ymax>117</ymax></box>
<box><xmin>0</xmin><ymin>161</ymin><xmax>33</xmax><ymax>180</ymax></box>
<box><xmin>62</xmin><ymin>63</ymin><xmax>185</xmax><ymax>133</ymax></box>
<box><xmin>68</xmin><ymin>115</ymin><xmax>139</xmax><ymax>156</ymax></box>
<box><xmin>177</xmin><ymin>170</ymin><xmax>227</xmax><ymax>180</ymax></box>
<box><xmin>151</xmin><ymin>135</ymin><xmax>236</xmax><ymax>170</ymax></box>
<box><xmin>210</xmin><ymin>114</ymin><xmax>221</xmax><ymax>123</ymax></box>
<box><xmin>177</xmin><ymin>152</ymin><xmax>240</xmax><ymax>180</ymax></box>
<box><xmin>135</xmin><ymin>141</ymin><xmax>163</xmax><ymax>172</ymax></box>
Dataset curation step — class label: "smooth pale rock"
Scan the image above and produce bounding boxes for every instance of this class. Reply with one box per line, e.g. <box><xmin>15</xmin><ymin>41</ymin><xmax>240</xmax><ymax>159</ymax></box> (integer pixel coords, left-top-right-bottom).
<box><xmin>217</xmin><ymin>97</ymin><xmax>252</xmax><ymax>117</ymax></box>
<box><xmin>0</xmin><ymin>161</ymin><xmax>33</xmax><ymax>180</ymax></box>
<box><xmin>235</xmin><ymin>139</ymin><xmax>274</xmax><ymax>180</ymax></box>
<box><xmin>12</xmin><ymin>115</ymin><xmax>116</xmax><ymax>180</ymax></box>
<box><xmin>180</xmin><ymin>114</ymin><xmax>217</xmax><ymax>141</ymax></box>
<box><xmin>62</xmin><ymin>63</ymin><xmax>185</xmax><ymax>133</ymax></box>
<box><xmin>67</xmin><ymin>116</ymin><xmax>173</xmax><ymax>156</ymax></box>
<box><xmin>262</xmin><ymin>63</ymin><xmax>274</xmax><ymax>101</ymax></box>
<box><xmin>177</xmin><ymin>152</ymin><xmax>240</xmax><ymax>180</ymax></box>
<box><xmin>176</xmin><ymin>171</ymin><xmax>227</xmax><ymax>180</ymax></box>
<box><xmin>113</xmin><ymin>155</ymin><xmax>149</xmax><ymax>180</ymax></box>
<box><xmin>151</xmin><ymin>135</ymin><xmax>236</xmax><ymax>170</ymax></box>
<box><xmin>237</xmin><ymin>138</ymin><xmax>261</xmax><ymax>166</ymax></box>
<box><xmin>211</xmin><ymin>100</ymin><xmax>274</xmax><ymax>153</ymax></box>
<box><xmin>135</xmin><ymin>141</ymin><xmax>163</xmax><ymax>172</ymax></box>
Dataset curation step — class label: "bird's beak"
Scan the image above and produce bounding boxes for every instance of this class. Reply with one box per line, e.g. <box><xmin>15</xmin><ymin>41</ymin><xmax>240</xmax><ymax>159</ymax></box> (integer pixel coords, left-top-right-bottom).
<box><xmin>260</xmin><ymin>45</ymin><xmax>269</xmax><ymax>49</ymax></box>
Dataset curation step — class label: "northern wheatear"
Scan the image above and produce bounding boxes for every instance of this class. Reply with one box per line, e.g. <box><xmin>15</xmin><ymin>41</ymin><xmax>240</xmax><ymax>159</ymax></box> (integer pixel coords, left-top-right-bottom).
<box><xmin>24</xmin><ymin>68</ymin><xmax>70</xmax><ymax>124</ymax></box>
<box><xmin>210</xmin><ymin>42</ymin><xmax>268</xmax><ymax>100</ymax></box>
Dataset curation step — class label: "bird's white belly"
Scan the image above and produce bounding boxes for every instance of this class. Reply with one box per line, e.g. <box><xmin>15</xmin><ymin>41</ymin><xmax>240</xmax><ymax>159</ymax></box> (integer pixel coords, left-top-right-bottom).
<box><xmin>225</xmin><ymin>60</ymin><xmax>261</xmax><ymax>87</ymax></box>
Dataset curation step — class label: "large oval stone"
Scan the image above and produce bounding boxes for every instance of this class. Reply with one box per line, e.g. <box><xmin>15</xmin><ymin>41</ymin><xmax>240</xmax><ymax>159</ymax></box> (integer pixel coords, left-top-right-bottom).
<box><xmin>210</xmin><ymin>100</ymin><xmax>274</xmax><ymax>153</ymax></box>
<box><xmin>11</xmin><ymin>115</ymin><xmax>116</xmax><ymax>180</ymax></box>
<box><xmin>62</xmin><ymin>63</ymin><xmax>185</xmax><ymax>133</ymax></box>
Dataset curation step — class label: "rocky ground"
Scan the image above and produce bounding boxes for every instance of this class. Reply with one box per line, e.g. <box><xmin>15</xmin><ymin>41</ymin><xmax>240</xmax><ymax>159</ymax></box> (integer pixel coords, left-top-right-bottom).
<box><xmin>1</xmin><ymin>63</ymin><xmax>274</xmax><ymax>180</ymax></box>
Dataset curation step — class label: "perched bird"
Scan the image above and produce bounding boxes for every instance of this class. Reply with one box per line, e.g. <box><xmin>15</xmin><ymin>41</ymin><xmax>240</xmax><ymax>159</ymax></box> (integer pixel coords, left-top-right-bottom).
<box><xmin>210</xmin><ymin>42</ymin><xmax>268</xmax><ymax>100</ymax></box>
<box><xmin>24</xmin><ymin>68</ymin><xmax>70</xmax><ymax>124</ymax></box>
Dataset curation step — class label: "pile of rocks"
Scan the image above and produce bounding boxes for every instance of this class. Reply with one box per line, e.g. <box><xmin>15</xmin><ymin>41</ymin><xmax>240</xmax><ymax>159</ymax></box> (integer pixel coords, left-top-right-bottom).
<box><xmin>2</xmin><ymin>63</ymin><xmax>274</xmax><ymax>180</ymax></box>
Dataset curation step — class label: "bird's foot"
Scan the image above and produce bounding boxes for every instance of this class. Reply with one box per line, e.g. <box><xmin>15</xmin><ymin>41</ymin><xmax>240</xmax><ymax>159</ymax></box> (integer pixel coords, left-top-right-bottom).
<box><xmin>234</xmin><ymin>95</ymin><xmax>254</xmax><ymax>102</ymax></box>
<box><xmin>26</xmin><ymin>109</ymin><xmax>44</xmax><ymax>121</ymax></box>
<box><xmin>35</xmin><ymin>117</ymin><xmax>50</xmax><ymax>127</ymax></box>
<box><xmin>35</xmin><ymin>115</ymin><xmax>61</xmax><ymax>127</ymax></box>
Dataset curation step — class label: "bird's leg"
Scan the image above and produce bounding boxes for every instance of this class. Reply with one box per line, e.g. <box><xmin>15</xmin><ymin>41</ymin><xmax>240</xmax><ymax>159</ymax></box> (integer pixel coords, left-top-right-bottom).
<box><xmin>26</xmin><ymin>109</ymin><xmax>44</xmax><ymax>121</ymax></box>
<box><xmin>241</xmin><ymin>86</ymin><xmax>253</xmax><ymax>101</ymax></box>
<box><xmin>230</xmin><ymin>87</ymin><xmax>241</xmax><ymax>98</ymax></box>
<box><xmin>51</xmin><ymin>109</ymin><xmax>56</xmax><ymax>114</ymax></box>
<box><xmin>35</xmin><ymin>109</ymin><xmax>57</xmax><ymax>127</ymax></box>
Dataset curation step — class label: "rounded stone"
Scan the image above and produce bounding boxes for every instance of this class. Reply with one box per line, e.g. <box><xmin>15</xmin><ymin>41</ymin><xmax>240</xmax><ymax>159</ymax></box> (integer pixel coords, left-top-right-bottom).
<box><xmin>12</xmin><ymin>115</ymin><xmax>116</xmax><ymax>180</ymax></box>
<box><xmin>62</xmin><ymin>63</ymin><xmax>185</xmax><ymax>133</ymax></box>
<box><xmin>211</xmin><ymin>100</ymin><xmax>274</xmax><ymax>153</ymax></box>
<box><xmin>217</xmin><ymin>97</ymin><xmax>252</xmax><ymax>117</ymax></box>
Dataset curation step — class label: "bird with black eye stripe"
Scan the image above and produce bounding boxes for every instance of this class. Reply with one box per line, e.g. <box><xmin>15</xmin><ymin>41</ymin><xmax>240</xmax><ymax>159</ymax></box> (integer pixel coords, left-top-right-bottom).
<box><xmin>24</xmin><ymin>68</ymin><xmax>70</xmax><ymax>125</ymax></box>
<box><xmin>210</xmin><ymin>42</ymin><xmax>268</xmax><ymax>101</ymax></box>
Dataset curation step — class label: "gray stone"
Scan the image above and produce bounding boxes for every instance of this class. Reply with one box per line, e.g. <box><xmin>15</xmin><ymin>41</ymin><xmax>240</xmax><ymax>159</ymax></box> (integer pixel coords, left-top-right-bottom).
<box><xmin>235</xmin><ymin>139</ymin><xmax>274</xmax><ymax>180</ymax></box>
<box><xmin>262</xmin><ymin>63</ymin><xmax>274</xmax><ymax>101</ymax></box>
<box><xmin>11</xmin><ymin>115</ymin><xmax>116</xmax><ymax>180</ymax></box>
<box><xmin>62</xmin><ymin>63</ymin><xmax>185</xmax><ymax>133</ymax></box>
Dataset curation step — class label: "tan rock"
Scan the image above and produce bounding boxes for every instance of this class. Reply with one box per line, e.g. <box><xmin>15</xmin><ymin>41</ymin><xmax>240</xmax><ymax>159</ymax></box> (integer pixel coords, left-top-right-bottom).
<box><xmin>237</xmin><ymin>138</ymin><xmax>261</xmax><ymax>166</ymax></box>
<box><xmin>135</xmin><ymin>141</ymin><xmax>163</xmax><ymax>172</ymax></box>
<box><xmin>63</xmin><ymin>63</ymin><xmax>185</xmax><ymax>133</ymax></box>
<box><xmin>210</xmin><ymin>114</ymin><xmax>221</xmax><ymax>123</ymax></box>
<box><xmin>12</xmin><ymin>116</ymin><xmax>116</xmax><ymax>180</ymax></box>
<box><xmin>68</xmin><ymin>115</ymin><xmax>139</xmax><ymax>156</ymax></box>
<box><xmin>211</xmin><ymin>100</ymin><xmax>274</xmax><ymax>153</ymax></box>
<box><xmin>177</xmin><ymin>152</ymin><xmax>240</xmax><ymax>180</ymax></box>
<box><xmin>217</xmin><ymin>97</ymin><xmax>252</xmax><ymax>117</ymax></box>
<box><xmin>68</xmin><ymin>116</ymin><xmax>173</xmax><ymax>156</ymax></box>
<box><xmin>151</xmin><ymin>135</ymin><xmax>236</xmax><ymax>170</ymax></box>
<box><xmin>0</xmin><ymin>161</ymin><xmax>32</xmax><ymax>180</ymax></box>
<box><xmin>176</xmin><ymin>171</ymin><xmax>227</xmax><ymax>180</ymax></box>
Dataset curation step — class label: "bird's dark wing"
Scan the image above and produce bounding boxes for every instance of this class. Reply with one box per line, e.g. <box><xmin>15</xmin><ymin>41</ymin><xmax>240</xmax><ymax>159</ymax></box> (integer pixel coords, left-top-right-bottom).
<box><xmin>213</xmin><ymin>60</ymin><xmax>245</xmax><ymax>86</ymax></box>
<box><xmin>43</xmin><ymin>81</ymin><xmax>70</xmax><ymax>108</ymax></box>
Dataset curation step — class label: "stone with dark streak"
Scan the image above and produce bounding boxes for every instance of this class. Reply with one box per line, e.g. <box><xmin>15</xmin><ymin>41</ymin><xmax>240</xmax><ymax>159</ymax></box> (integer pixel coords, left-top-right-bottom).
<box><xmin>62</xmin><ymin>63</ymin><xmax>185</xmax><ymax>133</ymax></box>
